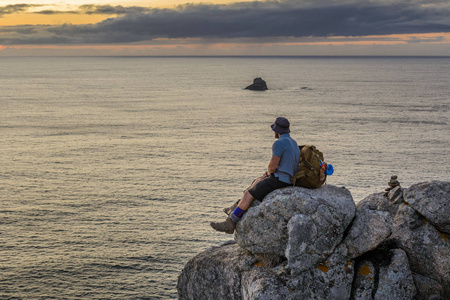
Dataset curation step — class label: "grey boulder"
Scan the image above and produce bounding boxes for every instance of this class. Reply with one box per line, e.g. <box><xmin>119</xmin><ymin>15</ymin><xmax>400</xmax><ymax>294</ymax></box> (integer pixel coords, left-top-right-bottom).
<box><xmin>177</xmin><ymin>242</ymin><xmax>256</xmax><ymax>300</ymax></box>
<box><xmin>342</xmin><ymin>204</ymin><xmax>393</xmax><ymax>259</ymax></box>
<box><xmin>235</xmin><ymin>185</ymin><xmax>355</xmax><ymax>274</ymax></box>
<box><xmin>387</xmin><ymin>202</ymin><xmax>450</xmax><ymax>297</ymax></box>
<box><xmin>403</xmin><ymin>181</ymin><xmax>450</xmax><ymax>234</ymax></box>
<box><xmin>374</xmin><ymin>249</ymin><xmax>417</xmax><ymax>300</ymax></box>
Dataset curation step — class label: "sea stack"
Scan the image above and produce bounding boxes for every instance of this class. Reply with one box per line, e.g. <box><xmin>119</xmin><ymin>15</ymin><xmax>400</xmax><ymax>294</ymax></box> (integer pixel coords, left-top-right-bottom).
<box><xmin>245</xmin><ymin>78</ymin><xmax>268</xmax><ymax>90</ymax></box>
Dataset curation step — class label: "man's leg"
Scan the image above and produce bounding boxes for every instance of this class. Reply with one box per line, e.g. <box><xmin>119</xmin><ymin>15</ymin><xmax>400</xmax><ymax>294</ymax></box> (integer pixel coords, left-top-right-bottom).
<box><xmin>210</xmin><ymin>191</ymin><xmax>253</xmax><ymax>234</ymax></box>
<box><xmin>211</xmin><ymin>175</ymin><xmax>288</xmax><ymax>234</ymax></box>
<box><xmin>223</xmin><ymin>174</ymin><xmax>266</xmax><ymax>215</ymax></box>
<box><xmin>237</xmin><ymin>190</ymin><xmax>254</xmax><ymax>211</ymax></box>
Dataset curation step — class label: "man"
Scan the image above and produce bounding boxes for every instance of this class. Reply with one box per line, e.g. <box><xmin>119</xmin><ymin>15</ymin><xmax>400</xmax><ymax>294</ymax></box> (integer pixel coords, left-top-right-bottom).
<box><xmin>211</xmin><ymin>117</ymin><xmax>300</xmax><ymax>234</ymax></box>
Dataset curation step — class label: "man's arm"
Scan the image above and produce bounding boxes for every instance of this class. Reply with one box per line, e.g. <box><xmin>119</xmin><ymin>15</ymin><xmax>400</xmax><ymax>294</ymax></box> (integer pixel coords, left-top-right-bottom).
<box><xmin>267</xmin><ymin>155</ymin><xmax>281</xmax><ymax>175</ymax></box>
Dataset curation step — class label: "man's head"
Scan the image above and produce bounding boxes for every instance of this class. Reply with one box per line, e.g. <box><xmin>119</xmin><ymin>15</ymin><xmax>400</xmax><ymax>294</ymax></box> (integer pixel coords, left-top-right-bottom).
<box><xmin>271</xmin><ymin>117</ymin><xmax>290</xmax><ymax>138</ymax></box>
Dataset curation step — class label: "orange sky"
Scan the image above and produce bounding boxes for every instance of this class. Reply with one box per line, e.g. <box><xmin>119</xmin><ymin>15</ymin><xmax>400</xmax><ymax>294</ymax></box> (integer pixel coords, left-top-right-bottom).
<box><xmin>0</xmin><ymin>0</ymin><xmax>241</xmax><ymax>25</ymax></box>
<box><xmin>0</xmin><ymin>13</ymin><xmax>105</xmax><ymax>26</ymax></box>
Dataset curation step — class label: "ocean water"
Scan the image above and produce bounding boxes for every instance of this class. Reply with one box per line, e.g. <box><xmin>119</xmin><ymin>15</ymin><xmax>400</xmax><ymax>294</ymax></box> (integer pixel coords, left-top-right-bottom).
<box><xmin>0</xmin><ymin>56</ymin><xmax>449</xmax><ymax>299</ymax></box>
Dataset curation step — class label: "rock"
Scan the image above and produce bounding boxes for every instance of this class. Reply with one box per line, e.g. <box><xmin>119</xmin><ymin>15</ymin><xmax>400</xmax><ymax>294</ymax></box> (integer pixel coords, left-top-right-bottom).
<box><xmin>389</xmin><ymin>179</ymin><xmax>399</xmax><ymax>187</ymax></box>
<box><xmin>241</xmin><ymin>267</ymin><xmax>291</xmax><ymax>300</ymax></box>
<box><xmin>286</xmin><ymin>213</ymin><xmax>327</xmax><ymax>273</ymax></box>
<box><xmin>235</xmin><ymin>185</ymin><xmax>355</xmax><ymax>265</ymax></box>
<box><xmin>387</xmin><ymin>202</ymin><xmax>450</xmax><ymax>296</ymax></box>
<box><xmin>179</xmin><ymin>239</ymin><xmax>355</xmax><ymax>300</ymax></box>
<box><xmin>357</xmin><ymin>192</ymin><xmax>392</xmax><ymax>213</ymax></box>
<box><xmin>287</xmin><ymin>249</ymin><xmax>355</xmax><ymax>300</ymax></box>
<box><xmin>294</xmin><ymin>245</ymin><xmax>355</xmax><ymax>299</ymax></box>
<box><xmin>374</xmin><ymin>249</ymin><xmax>417</xmax><ymax>300</ymax></box>
<box><xmin>342</xmin><ymin>206</ymin><xmax>392</xmax><ymax>259</ymax></box>
<box><xmin>403</xmin><ymin>181</ymin><xmax>450</xmax><ymax>234</ymax></box>
<box><xmin>177</xmin><ymin>242</ymin><xmax>256</xmax><ymax>300</ymax></box>
<box><xmin>245</xmin><ymin>78</ymin><xmax>268</xmax><ymax>90</ymax></box>
<box><xmin>385</xmin><ymin>175</ymin><xmax>401</xmax><ymax>194</ymax></box>
<box><xmin>351</xmin><ymin>260</ymin><xmax>376</xmax><ymax>300</ymax></box>
<box><xmin>412</xmin><ymin>273</ymin><xmax>444</xmax><ymax>300</ymax></box>
<box><xmin>387</xmin><ymin>186</ymin><xmax>403</xmax><ymax>204</ymax></box>
<box><xmin>286</xmin><ymin>204</ymin><xmax>353</xmax><ymax>274</ymax></box>
<box><xmin>178</xmin><ymin>181</ymin><xmax>450</xmax><ymax>300</ymax></box>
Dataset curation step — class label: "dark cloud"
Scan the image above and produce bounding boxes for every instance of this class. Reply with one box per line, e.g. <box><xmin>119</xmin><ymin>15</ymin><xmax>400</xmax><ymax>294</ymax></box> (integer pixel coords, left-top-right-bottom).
<box><xmin>35</xmin><ymin>10</ymin><xmax>74</xmax><ymax>15</ymax></box>
<box><xmin>0</xmin><ymin>4</ymin><xmax>40</xmax><ymax>16</ymax></box>
<box><xmin>78</xmin><ymin>4</ymin><xmax>151</xmax><ymax>15</ymax></box>
<box><xmin>32</xmin><ymin>4</ymin><xmax>151</xmax><ymax>15</ymax></box>
<box><xmin>1</xmin><ymin>0</ymin><xmax>449</xmax><ymax>45</ymax></box>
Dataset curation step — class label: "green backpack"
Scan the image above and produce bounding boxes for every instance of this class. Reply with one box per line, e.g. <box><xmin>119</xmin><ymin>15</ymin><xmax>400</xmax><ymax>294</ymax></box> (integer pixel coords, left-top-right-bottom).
<box><xmin>292</xmin><ymin>145</ymin><xmax>327</xmax><ymax>189</ymax></box>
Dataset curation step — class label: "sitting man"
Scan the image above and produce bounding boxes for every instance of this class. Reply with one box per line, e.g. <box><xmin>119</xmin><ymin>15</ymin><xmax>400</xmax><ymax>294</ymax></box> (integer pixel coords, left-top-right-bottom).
<box><xmin>211</xmin><ymin>117</ymin><xmax>300</xmax><ymax>234</ymax></box>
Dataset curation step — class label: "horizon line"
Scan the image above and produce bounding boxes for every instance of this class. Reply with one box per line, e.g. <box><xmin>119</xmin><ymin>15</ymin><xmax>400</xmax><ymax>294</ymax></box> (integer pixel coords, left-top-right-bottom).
<box><xmin>1</xmin><ymin>55</ymin><xmax>450</xmax><ymax>58</ymax></box>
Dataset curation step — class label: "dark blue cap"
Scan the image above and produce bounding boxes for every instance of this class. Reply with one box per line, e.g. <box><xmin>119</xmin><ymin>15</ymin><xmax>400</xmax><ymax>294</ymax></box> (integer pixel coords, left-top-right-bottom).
<box><xmin>271</xmin><ymin>117</ymin><xmax>290</xmax><ymax>134</ymax></box>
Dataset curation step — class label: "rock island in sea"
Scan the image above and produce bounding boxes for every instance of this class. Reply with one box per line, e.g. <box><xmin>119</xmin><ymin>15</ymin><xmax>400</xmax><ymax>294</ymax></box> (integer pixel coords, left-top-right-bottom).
<box><xmin>177</xmin><ymin>180</ymin><xmax>450</xmax><ymax>300</ymax></box>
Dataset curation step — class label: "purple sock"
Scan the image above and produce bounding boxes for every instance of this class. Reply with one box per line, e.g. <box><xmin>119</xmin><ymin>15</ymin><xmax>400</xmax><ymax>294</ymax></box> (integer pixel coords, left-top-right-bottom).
<box><xmin>230</xmin><ymin>207</ymin><xmax>246</xmax><ymax>223</ymax></box>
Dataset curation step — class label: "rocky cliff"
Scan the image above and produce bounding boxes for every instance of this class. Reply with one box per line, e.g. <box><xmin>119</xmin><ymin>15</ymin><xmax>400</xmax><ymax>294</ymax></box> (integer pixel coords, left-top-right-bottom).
<box><xmin>178</xmin><ymin>181</ymin><xmax>450</xmax><ymax>300</ymax></box>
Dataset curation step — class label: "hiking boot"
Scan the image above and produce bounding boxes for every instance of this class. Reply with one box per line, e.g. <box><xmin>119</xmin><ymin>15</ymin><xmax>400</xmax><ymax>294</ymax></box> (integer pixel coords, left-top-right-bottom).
<box><xmin>223</xmin><ymin>200</ymin><xmax>240</xmax><ymax>215</ymax></box>
<box><xmin>210</xmin><ymin>217</ymin><xmax>236</xmax><ymax>234</ymax></box>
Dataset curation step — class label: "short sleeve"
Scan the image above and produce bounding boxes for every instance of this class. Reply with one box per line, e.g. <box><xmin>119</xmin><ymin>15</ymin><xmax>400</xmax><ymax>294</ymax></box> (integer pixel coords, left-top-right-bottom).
<box><xmin>272</xmin><ymin>140</ymin><xmax>285</xmax><ymax>157</ymax></box>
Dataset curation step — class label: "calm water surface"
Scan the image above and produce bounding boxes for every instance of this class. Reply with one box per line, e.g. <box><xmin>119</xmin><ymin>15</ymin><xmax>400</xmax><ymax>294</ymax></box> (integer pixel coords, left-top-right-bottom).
<box><xmin>1</xmin><ymin>56</ymin><xmax>449</xmax><ymax>299</ymax></box>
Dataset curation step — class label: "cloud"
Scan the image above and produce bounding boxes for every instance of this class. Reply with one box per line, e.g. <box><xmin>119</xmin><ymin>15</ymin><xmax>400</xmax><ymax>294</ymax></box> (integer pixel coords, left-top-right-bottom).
<box><xmin>0</xmin><ymin>4</ymin><xmax>41</xmax><ymax>16</ymax></box>
<box><xmin>1</xmin><ymin>0</ymin><xmax>450</xmax><ymax>45</ymax></box>
<box><xmin>78</xmin><ymin>4</ymin><xmax>152</xmax><ymax>15</ymax></box>
<box><xmin>32</xmin><ymin>4</ymin><xmax>152</xmax><ymax>15</ymax></box>
<box><xmin>34</xmin><ymin>9</ymin><xmax>74</xmax><ymax>15</ymax></box>
<box><xmin>406</xmin><ymin>35</ymin><xmax>446</xmax><ymax>43</ymax></box>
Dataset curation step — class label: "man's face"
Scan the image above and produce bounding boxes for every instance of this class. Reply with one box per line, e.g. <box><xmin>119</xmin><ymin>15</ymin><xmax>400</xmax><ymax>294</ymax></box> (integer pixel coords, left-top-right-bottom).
<box><xmin>274</xmin><ymin>132</ymin><xmax>280</xmax><ymax>139</ymax></box>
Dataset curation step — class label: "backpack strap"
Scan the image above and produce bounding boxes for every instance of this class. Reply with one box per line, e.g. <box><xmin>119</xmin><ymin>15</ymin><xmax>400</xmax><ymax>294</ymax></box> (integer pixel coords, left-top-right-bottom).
<box><xmin>302</xmin><ymin>145</ymin><xmax>318</xmax><ymax>171</ymax></box>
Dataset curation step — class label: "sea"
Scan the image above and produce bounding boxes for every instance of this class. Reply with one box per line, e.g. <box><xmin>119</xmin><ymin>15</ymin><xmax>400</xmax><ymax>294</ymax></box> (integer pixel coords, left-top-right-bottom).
<box><xmin>1</xmin><ymin>56</ymin><xmax>449</xmax><ymax>299</ymax></box>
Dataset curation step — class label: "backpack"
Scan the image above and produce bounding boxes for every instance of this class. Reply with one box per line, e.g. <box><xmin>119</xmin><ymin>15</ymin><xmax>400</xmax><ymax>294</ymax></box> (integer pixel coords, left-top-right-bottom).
<box><xmin>292</xmin><ymin>145</ymin><xmax>327</xmax><ymax>189</ymax></box>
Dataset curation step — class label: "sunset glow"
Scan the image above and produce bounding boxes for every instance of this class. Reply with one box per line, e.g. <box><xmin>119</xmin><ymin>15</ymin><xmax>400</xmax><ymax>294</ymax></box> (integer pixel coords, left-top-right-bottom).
<box><xmin>1</xmin><ymin>0</ymin><xmax>449</xmax><ymax>56</ymax></box>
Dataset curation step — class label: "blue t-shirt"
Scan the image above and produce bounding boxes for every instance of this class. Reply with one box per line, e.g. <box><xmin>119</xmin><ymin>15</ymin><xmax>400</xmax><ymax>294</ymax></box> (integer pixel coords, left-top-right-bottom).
<box><xmin>272</xmin><ymin>134</ymin><xmax>300</xmax><ymax>184</ymax></box>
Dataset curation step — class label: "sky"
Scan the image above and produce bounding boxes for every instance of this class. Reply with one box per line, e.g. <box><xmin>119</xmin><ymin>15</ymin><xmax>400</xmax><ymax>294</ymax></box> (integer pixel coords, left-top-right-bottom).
<box><xmin>1</xmin><ymin>0</ymin><xmax>450</xmax><ymax>56</ymax></box>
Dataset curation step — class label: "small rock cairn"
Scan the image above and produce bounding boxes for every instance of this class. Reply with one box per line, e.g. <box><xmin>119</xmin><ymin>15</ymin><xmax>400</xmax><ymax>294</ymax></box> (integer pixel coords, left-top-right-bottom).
<box><xmin>385</xmin><ymin>175</ymin><xmax>401</xmax><ymax>192</ymax></box>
